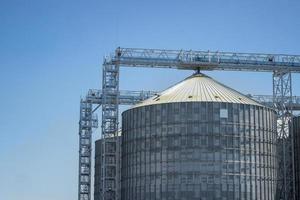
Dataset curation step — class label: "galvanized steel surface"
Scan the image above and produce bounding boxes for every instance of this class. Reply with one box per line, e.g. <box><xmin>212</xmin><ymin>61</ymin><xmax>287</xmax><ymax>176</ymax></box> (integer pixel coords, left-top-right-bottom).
<box><xmin>94</xmin><ymin>137</ymin><xmax>122</xmax><ymax>200</ymax></box>
<box><xmin>293</xmin><ymin>116</ymin><xmax>300</xmax><ymax>200</ymax></box>
<box><xmin>121</xmin><ymin>74</ymin><xmax>277</xmax><ymax>200</ymax></box>
<box><xmin>122</xmin><ymin>102</ymin><xmax>277</xmax><ymax>200</ymax></box>
<box><xmin>133</xmin><ymin>73</ymin><xmax>262</xmax><ymax>108</ymax></box>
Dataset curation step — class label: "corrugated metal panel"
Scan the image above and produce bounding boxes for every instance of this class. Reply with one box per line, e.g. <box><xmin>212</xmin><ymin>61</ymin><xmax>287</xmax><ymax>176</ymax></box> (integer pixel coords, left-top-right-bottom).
<box><xmin>133</xmin><ymin>73</ymin><xmax>262</xmax><ymax>108</ymax></box>
<box><xmin>294</xmin><ymin>116</ymin><xmax>300</xmax><ymax>200</ymax></box>
<box><xmin>122</xmin><ymin>102</ymin><xmax>277</xmax><ymax>199</ymax></box>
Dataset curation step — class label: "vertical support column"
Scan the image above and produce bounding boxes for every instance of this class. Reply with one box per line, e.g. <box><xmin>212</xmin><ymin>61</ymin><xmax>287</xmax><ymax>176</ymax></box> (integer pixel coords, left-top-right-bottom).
<box><xmin>78</xmin><ymin>99</ymin><xmax>98</xmax><ymax>200</ymax></box>
<box><xmin>101</xmin><ymin>49</ymin><xmax>120</xmax><ymax>200</ymax></box>
<box><xmin>273</xmin><ymin>71</ymin><xmax>295</xmax><ymax>200</ymax></box>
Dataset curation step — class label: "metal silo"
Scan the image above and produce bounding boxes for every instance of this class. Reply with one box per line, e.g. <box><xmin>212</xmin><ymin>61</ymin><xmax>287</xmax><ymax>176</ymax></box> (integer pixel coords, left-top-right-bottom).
<box><xmin>94</xmin><ymin>135</ymin><xmax>122</xmax><ymax>200</ymax></box>
<box><xmin>293</xmin><ymin>116</ymin><xmax>300</xmax><ymax>200</ymax></box>
<box><xmin>121</xmin><ymin>73</ymin><xmax>277</xmax><ymax>200</ymax></box>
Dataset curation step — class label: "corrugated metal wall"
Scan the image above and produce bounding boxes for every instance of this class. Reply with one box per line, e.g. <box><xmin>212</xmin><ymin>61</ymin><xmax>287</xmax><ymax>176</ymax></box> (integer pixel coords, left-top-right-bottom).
<box><xmin>293</xmin><ymin>116</ymin><xmax>300</xmax><ymax>200</ymax></box>
<box><xmin>94</xmin><ymin>139</ymin><xmax>102</xmax><ymax>200</ymax></box>
<box><xmin>121</xmin><ymin>102</ymin><xmax>277</xmax><ymax>200</ymax></box>
<box><xmin>94</xmin><ymin>137</ymin><xmax>122</xmax><ymax>200</ymax></box>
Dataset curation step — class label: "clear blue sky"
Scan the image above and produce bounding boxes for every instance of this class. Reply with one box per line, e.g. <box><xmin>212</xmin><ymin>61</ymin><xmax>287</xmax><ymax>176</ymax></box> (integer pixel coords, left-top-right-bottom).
<box><xmin>0</xmin><ymin>0</ymin><xmax>299</xmax><ymax>199</ymax></box>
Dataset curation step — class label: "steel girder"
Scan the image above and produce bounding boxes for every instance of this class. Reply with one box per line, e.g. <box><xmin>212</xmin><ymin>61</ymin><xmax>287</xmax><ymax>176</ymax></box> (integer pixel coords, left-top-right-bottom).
<box><xmin>105</xmin><ymin>47</ymin><xmax>300</xmax><ymax>72</ymax></box>
<box><xmin>273</xmin><ymin>71</ymin><xmax>295</xmax><ymax>200</ymax></box>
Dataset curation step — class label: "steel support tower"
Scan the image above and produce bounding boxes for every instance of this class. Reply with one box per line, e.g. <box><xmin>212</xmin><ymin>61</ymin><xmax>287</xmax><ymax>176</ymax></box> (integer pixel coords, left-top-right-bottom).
<box><xmin>78</xmin><ymin>96</ymin><xmax>98</xmax><ymax>200</ymax></box>
<box><xmin>78</xmin><ymin>89</ymin><xmax>156</xmax><ymax>200</ymax></box>
<box><xmin>273</xmin><ymin>71</ymin><xmax>294</xmax><ymax>200</ymax></box>
<box><xmin>78</xmin><ymin>47</ymin><xmax>300</xmax><ymax>200</ymax></box>
<box><xmin>100</xmin><ymin>57</ymin><xmax>120</xmax><ymax>200</ymax></box>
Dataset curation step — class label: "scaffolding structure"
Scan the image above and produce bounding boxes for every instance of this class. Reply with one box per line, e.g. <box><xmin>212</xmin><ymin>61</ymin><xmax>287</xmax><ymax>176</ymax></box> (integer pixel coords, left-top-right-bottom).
<box><xmin>78</xmin><ymin>97</ymin><xmax>98</xmax><ymax>200</ymax></box>
<box><xmin>78</xmin><ymin>89</ymin><xmax>156</xmax><ymax>200</ymax></box>
<box><xmin>273</xmin><ymin>71</ymin><xmax>295</xmax><ymax>200</ymax></box>
<box><xmin>78</xmin><ymin>47</ymin><xmax>300</xmax><ymax>200</ymax></box>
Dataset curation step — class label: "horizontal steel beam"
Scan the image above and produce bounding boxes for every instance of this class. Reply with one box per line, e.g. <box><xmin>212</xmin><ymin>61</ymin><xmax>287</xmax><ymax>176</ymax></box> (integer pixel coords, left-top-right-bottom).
<box><xmin>84</xmin><ymin>89</ymin><xmax>300</xmax><ymax>111</ymax></box>
<box><xmin>104</xmin><ymin>47</ymin><xmax>300</xmax><ymax>72</ymax></box>
<box><xmin>84</xmin><ymin>89</ymin><xmax>157</xmax><ymax>105</ymax></box>
<box><xmin>249</xmin><ymin>95</ymin><xmax>300</xmax><ymax>110</ymax></box>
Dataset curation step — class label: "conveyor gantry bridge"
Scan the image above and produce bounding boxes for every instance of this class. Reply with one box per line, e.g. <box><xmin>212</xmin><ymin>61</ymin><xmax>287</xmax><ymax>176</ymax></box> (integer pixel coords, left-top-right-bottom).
<box><xmin>83</xmin><ymin>89</ymin><xmax>300</xmax><ymax>110</ymax></box>
<box><xmin>78</xmin><ymin>47</ymin><xmax>300</xmax><ymax>200</ymax></box>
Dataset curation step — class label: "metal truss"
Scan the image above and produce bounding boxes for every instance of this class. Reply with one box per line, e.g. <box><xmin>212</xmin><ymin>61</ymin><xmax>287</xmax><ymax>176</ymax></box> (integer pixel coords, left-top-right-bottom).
<box><xmin>77</xmin><ymin>89</ymin><xmax>155</xmax><ymax>200</ymax></box>
<box><xmin>100</xmin><ymin>61</ymin><xmax>120</xmax><ymax>200</ymax></box>
<box><xmin>78</xmin><ymin>97</ymin><xmax>98</xmax><ymax>200</ymax></box>
<box><xmin>273</xmin><ymin>71</ymin><xmax>295</xmax><ymax>200</ymax></box>
<box><xmin>78</xmin><ymin>47</ymin><xmax>300</xmax><ymax>200</ymax></box>
<box><xmin>249</xmin><ymin>94</ymin><xmax>300</xmax><ymax>111</ymax></box>
<box><xmin>86</xmin><ymin>90</ymin><xmax>300</xmax><ymax>110</ymax></box>
<box><xmin>85</xmin><ymin>89</ymin><xmax>157</xmax><ymax>105</ymax></box>
<box><xmin>99</xmin><ymin>58</ymin><xmax>159</xmax><ymax>200</ymax></box>
<box><xmin>105</xmin><ymin>47</ymin><xmax>300</xmax><ymax>72</ymax></box>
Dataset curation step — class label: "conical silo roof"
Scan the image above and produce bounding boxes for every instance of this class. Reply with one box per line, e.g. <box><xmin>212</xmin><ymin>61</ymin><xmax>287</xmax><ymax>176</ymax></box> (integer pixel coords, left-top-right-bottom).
<box><xmin>133</xmin><ymin>73</ymin><xmax>262</xmax><ymax>108</ymax></box>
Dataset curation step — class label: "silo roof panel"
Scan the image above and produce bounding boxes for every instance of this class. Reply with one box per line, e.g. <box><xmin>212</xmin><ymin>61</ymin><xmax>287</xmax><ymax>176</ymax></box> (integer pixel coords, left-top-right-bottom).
<box><xmin>133</xmin><ymin>73</ymin><xmax>263</xmax><ymax>108</ymax></box>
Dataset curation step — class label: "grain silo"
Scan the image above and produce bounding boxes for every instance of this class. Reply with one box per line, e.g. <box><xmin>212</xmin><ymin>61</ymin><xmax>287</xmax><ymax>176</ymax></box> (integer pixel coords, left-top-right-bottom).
<box><xmin>121</xmin><ymin>73</ymin><xmax>277</xmax><ymax>200</ymax></box>
<box><xmin>293</xmin><ymin>116</ymin><xmax>300</xmax><ymax>200</ymax></box>
<box><xmin>94</xmin><ymin>135</ymin><xmax>122</xmax><ymax>200</ymax></box>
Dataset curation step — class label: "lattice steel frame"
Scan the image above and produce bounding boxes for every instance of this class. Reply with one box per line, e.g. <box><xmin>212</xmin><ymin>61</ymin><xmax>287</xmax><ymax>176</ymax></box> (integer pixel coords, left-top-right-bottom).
<box><xmin>78</xmin><ymin>47</ymin><xmax>300</xmax><ymax>200</ymax></box>
<box><xmin>78</xmin><ymin>98</ymin><xmax>98</xmax><ymax>200</ymax></box>
<box><xmin>101</xmin><ymin>55</ymin><xmax>120</xmax><ymax>200</ymax></box>
<box><xmin>78</xmin><ymin>88</ymin><xmax>157</xmax><ymax>200</ymax></box>
<box><xmin>273</xmin><ymin>71</ymin><xmax>295</xmax><ymax>200</ymax></box>
<box><xmin>107</xmin><ymin>47</ymin><xmax>300</xmax><ymax>72</ymax></box>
